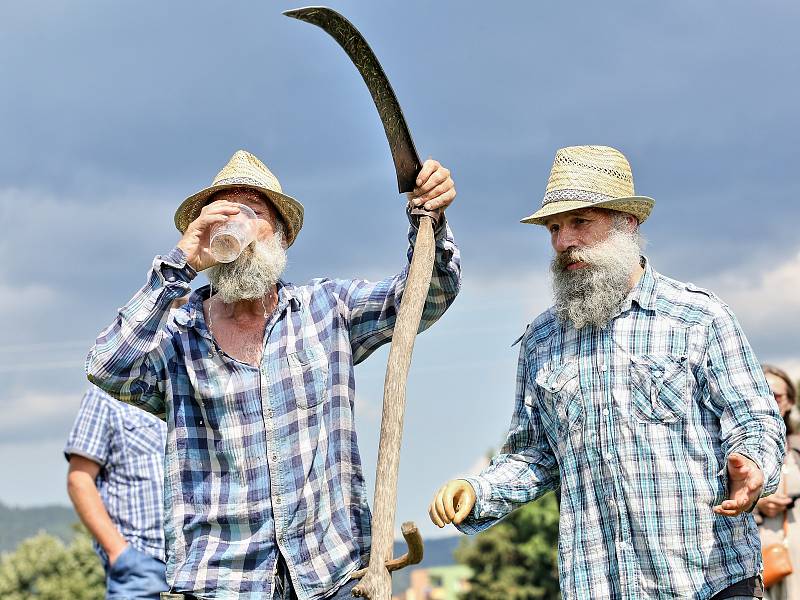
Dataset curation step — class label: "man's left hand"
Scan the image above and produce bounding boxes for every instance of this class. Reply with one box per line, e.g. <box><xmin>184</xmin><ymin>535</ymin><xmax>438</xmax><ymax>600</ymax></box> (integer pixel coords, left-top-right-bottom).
<box><xmin>408</xmin><ymin>159</ymin><xmax>455</xmax><ymax>212</ymax></box>
<box><xmin>713</xmin><ymin>452</ymin><xmax>764</xmax><ymax>517</ymax></box>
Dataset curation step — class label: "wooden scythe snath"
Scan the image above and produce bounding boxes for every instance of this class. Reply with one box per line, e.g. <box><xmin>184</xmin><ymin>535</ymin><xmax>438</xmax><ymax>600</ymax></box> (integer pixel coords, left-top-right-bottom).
<box><xmin>285</xmin><ymin>7</ymin><xmax>437</xmax><ymax>599</ymax></box>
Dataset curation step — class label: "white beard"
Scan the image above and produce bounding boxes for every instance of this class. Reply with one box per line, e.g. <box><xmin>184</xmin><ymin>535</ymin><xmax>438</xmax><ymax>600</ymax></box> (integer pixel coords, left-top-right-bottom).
<box><xmin>550</xmin><ymin>227</ymin><xmax>643</xmax><ymax>329</ymax></box>
<box><xmin>206</xmin><ymin>234</ymin><xmax>287</xmax><ymax>303</ymax></box>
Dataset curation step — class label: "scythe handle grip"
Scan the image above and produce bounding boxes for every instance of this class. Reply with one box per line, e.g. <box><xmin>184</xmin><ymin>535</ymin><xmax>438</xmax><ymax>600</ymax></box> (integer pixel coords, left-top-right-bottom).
<box><xmin>350</xmin><ymin>521</ymin><xmax>424</xmax><ymax>580</ymax></box>
<box><xmin>407</xmin><ymin>205</ymin><xmax>441</xmax><ymax>229</ymax></box>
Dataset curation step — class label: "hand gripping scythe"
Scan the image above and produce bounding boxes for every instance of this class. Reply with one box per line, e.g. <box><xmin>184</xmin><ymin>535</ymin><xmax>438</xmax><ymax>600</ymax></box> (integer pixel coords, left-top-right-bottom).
<box><xmin>284</xmin><ymin>7</ymin><xmax>435</xmax><ymax>599</ymax></box>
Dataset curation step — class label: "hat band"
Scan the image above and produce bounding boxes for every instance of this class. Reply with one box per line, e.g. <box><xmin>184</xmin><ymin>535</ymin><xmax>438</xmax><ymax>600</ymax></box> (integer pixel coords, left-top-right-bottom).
<box><xmin>215</xmin><ymin>176</ymin><xmax>276</xmax><ymax>189</ymax></box>
<box><xmin>542</xmin><ymin>188</ymin><xmax>614</xmax><ymax>206</ymax></box>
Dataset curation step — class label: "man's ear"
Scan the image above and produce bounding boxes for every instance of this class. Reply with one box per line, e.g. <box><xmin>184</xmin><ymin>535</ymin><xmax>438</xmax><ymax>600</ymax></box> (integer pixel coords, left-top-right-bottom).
<box><xmin>625</xmin><ymin>214</ymin><xmax>639</xmax><ymax>231</ymax></box>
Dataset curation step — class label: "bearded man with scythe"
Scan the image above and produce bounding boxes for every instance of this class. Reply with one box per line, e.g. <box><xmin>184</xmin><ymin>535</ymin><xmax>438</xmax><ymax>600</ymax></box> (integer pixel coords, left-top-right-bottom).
<box><xmin>87</xmin><ymin>149</ymin><xmax>460</xmax><ymax>600</ymax></box>
<box><xmin>430</xmin><ymin>145</ymin><xmax>784</xmax><ymax>600</ymax></box>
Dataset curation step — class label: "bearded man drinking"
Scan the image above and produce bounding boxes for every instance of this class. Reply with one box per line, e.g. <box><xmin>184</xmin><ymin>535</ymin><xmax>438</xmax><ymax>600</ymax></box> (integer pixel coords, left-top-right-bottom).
<box><xmin>429</xmin><ymin>145</ymin><xmax>783</xmax><ymax>600</ymax></box>
<box><xmin>87</xmin><ymin>150</ymin><xmax>460</xmax><ymax>600</ymax></box>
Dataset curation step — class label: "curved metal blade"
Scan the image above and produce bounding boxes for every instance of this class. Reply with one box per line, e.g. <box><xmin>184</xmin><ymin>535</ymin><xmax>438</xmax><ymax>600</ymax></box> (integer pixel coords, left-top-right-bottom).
<box><xmin>284</xmin><ymin>6</ymin><xmax>422</xmax><ymax>194</ymax></box>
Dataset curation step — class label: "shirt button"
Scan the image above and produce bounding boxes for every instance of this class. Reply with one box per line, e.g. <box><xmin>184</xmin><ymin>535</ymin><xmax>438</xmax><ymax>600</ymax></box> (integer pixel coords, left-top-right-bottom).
<box><xmin>271</xmin><ymin>453</ymin><xmax>278</xmax><ymax>461</ymax></box>
<box><xmin>602</xmin><ymin>408</ymin><xmax>610</xmax><ymax>416</ymax></box>
<box><xmin>275</xmin><ymin>496</ymin><xmax>282</xmax><ymax>505</ymax></box>
<box><xmin>600</xmin><ymin>362</ymin><xmax>607</xmax><ymax>372</ymax></box>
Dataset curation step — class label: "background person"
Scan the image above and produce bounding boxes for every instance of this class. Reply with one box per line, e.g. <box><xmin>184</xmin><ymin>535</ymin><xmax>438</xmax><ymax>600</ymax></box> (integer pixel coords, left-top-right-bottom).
<box><xmin>65</xmin><ymin>385</ymin><xmax>168</xmax><ymax>600</ymax></box>
<box><xmin>758</xmin><ymin>365</ymin><xmax>800</xmax><ymax>600</ymax></box>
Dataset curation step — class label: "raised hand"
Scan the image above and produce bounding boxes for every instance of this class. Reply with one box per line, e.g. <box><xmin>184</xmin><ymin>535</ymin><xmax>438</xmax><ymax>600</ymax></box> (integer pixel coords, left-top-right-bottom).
<box><xmin>408</xmin><ymin>159</ymin><xmax>456</xmax><ymax>212</ymax></box>
<box><xmin>176</xmin><ymin>201</ymin><xmax>241</xmax><ymax>272</ymax></box>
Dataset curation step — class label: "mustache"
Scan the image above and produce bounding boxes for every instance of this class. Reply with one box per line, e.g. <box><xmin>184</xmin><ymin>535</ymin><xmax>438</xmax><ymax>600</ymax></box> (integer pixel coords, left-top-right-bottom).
<box><xmin>553</xmin><ymin>247</ymin><xmax>594</xmax><ymax>271</ymax></box>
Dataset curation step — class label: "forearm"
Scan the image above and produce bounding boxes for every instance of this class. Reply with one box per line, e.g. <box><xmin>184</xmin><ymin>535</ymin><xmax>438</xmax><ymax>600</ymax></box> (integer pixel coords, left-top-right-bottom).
<box><xmin>414</xmin><ymin>217</ymin><xmax>461</xmax><ymax>331</ymax></box>
<box><xmin>457</xmin><ymin>345</ymin><xmax>558</xmax><ymax>534</ymax></box>
<box><xmin>86</xmin><ymin>247</ymin><xmax>193</xmax><ymax>414</ymax></box>
<box><xmin>706</xmin><ymin>309</ymin><xmax>786</xmax><ymax>494</ymax></box>
<box><xmin>347</xmin><ymin>218</ymin><xmax>461</xmax><ymax>362</ymax></box>
<box><xmin>67</xmin><ymin>474</ymin><xmax>126</xmax><ymax>559</ymax></box>
<box><xmin>457</xmin><ymin>450</ymin><xmax>558</xmax><ymax>534</ymax></box>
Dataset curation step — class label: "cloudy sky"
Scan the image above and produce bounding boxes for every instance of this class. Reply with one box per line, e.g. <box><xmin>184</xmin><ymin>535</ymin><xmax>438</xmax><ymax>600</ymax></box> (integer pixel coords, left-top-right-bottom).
<box><xmin>1</xmin><ymin>1</ymin><xmax>799</xmax><ymax>541</ymax></box>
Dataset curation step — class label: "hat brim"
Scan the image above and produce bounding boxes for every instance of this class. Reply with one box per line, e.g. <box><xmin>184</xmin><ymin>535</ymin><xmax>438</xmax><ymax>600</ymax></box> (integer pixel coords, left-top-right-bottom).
<box><xmin>520</xmin><ymin>196</ymin><xmax>655</xmax><ymax>226</ymax></box>
<box><xmin>174</xmin><ymin>183</ymin><xmax>304</xmax><ymax>247</ymax></box>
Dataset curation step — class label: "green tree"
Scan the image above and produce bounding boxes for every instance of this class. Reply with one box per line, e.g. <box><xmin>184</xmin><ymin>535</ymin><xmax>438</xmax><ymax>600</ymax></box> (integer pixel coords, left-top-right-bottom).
<box><xmin>0</xmin><ymin>526</ymin><xmax>104</xmax><ymax>600</ymax></box>
<box><xmin>455</xmin><ymin>491</ymin><xmax>560</xmax><ymax>600</ymax></box>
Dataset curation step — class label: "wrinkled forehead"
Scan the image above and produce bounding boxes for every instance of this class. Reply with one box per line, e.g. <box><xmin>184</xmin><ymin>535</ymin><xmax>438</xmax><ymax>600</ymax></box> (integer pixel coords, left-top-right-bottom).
<box><xmin>542</xmin><ymin>207</ymin><xmax>611</xmax><ymax>227</ymax></box>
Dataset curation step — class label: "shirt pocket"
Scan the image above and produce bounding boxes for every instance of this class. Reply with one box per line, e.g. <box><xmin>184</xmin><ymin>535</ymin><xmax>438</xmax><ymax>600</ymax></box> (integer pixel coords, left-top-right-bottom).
<box><xmin>534</xmin><ymin>359</ymin><xmax>583</xmax><ymax>437</ymax></box>
<box><xmin>629</xmin><ymin>354</ymin><xmax>688</xmax><ymax>423</ymax></box>
<box><xmin>287</xmin><ymin>344</ymin><xmax>329</xmax><ymax>409</ymax></box>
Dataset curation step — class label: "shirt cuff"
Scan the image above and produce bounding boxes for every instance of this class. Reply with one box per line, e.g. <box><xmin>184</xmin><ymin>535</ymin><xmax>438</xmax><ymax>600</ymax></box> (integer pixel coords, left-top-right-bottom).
<box><xmin>154</xmin><ymin>247</ymin><xmax>197</xmax><ymax>285</ymax></box>
<box><xmin>406</xmin><ymin>206</ymin><xmax>448</xmax><ymax>239</ymax></box>
<box><xmin>63</xmin><ymin>447</ymin><xmax>105</xmax><ymax>466</ymax></box>
<box><xmin>453</xmin><ymin>476</ymin><xmax>501</xmax><ymax>535</ymax></box>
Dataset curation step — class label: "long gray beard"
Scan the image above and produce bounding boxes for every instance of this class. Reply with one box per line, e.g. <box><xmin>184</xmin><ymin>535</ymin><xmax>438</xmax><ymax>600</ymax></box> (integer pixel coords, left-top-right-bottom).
<box><xmin>206</xmin><ymin>234</ymin><xmax>287</xmax><ymax>303</ymax></box>
<box><xmin>551</xmin><ymin>228</ymin><xmax>642</xmax><ymax>330</ymax></box>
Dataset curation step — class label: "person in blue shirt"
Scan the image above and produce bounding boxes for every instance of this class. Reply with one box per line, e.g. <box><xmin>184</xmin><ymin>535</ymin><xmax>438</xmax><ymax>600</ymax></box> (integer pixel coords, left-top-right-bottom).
<box><xmin>65</xmin><ymin>386</ymin><xmax>168</xmax><ymax>600</ymax></box>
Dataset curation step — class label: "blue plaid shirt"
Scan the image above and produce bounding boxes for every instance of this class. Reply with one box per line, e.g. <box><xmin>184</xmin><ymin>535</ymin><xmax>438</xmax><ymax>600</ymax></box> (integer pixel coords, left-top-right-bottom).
<box><xmin>459</xmin><ymin>258</ymin><xmax>784</xmax><ymax>600</ymax></box>
<box><xmin>64</xmin><ymin>386</ymin><xmax>167</xmax><ymax>562</ymax></box>
<box><xmin>87</xmin><ymin>222</ymin><xmax>460</xmax><ymax>600</ymax></box>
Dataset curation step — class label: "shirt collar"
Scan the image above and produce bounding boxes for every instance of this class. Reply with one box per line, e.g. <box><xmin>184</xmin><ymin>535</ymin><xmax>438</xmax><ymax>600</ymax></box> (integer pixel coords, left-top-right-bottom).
<box><xmin>174</xmin><ymin>279</ymin><xmax>301</xmax><ymax>333</ymax></box>
<box><xmin>619</xmin><ymin>255</ymin><xmax>658</xmax><ymax>314</ymax></box>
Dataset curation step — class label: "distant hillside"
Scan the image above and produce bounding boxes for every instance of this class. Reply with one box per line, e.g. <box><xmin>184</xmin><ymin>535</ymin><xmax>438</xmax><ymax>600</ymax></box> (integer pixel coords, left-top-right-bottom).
<box><xmin>0</xmin><ymin>502</ymin><xmax>77</xmax><ymax>552</ymax></box>
<box><xmin>0</xmin><ymin>501</ymin><xmax>461</xmax><ymax>593</ymax></box>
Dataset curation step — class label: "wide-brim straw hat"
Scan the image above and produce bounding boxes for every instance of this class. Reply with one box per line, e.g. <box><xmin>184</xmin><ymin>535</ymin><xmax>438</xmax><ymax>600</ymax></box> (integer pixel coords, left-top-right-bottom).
<box><xmin>521</xmin><ymin>145</ymin><xmax>654</xmax><ymax>226</ymax></box>
<box><xmin>174</xmin><ymin>150</ymin><xmax>304</xmax><ymax>247</ymax></box>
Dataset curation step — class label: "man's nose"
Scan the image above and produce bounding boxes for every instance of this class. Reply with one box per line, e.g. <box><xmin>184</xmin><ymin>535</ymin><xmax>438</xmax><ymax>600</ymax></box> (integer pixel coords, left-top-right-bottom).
<box><xmin>553</xmin><ymin>229</ymin><xmax>577</xmax><ymax>253</ymax></box>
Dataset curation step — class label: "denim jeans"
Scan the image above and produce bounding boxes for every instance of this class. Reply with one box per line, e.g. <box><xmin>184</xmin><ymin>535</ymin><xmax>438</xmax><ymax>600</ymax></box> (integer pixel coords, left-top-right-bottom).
<box><xmin>105</xmin><ymin>544</ymin><xmax>169</xmax><ymax>600</ymax></box>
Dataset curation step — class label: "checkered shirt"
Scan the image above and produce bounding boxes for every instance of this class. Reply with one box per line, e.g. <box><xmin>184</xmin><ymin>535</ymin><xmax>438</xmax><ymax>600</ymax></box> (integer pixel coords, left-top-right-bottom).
<box><xmin>64</xmin><ymin>386</ymin><xmax>167</xmax><ymax>562</ymax></box>
<box><xmin>87</xmin><ymin>222</ymin><xmax>460</xmax><ymax>600</ymax></box>
<box><xmin>459</xmin><ymin>258</ymin><xmax>785</xmax><ymax>600</ymax></box>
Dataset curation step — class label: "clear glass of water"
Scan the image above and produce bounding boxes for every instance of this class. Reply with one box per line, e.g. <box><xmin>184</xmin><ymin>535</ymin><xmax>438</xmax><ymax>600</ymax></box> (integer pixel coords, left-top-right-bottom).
<box><xmin>209</xmin><ymin>203</ymin><xmax>257</xmax><ymax>263</ymax></box>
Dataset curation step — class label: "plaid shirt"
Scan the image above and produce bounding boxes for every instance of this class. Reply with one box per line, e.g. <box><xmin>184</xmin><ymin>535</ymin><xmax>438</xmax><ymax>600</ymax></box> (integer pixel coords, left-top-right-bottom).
<box><xmin>64</xmin><ymin>386</ymin><xmax>167</xmax><ymax>562</ymax></box>
<box><xmin>87</xmin><ymin>222</ymin><xmax>460</xmax><ymax>600</ymax></box>
<box><xmin>460</xmin><ymin>258</ymin><xmax>784</xmax><ymax>600</ymax></box>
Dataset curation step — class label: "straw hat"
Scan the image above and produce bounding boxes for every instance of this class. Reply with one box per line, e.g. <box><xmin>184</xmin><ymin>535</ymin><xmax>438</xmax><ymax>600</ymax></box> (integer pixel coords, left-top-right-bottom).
<box><xmin>174</xmin><ymin>150</ymin><xmax>304</xmax><ymax>247</ymax></box>
<box><xmin>521</xmin><ymin>145</ymin><xmax>654</xmax><ymax>226</ymax></box>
